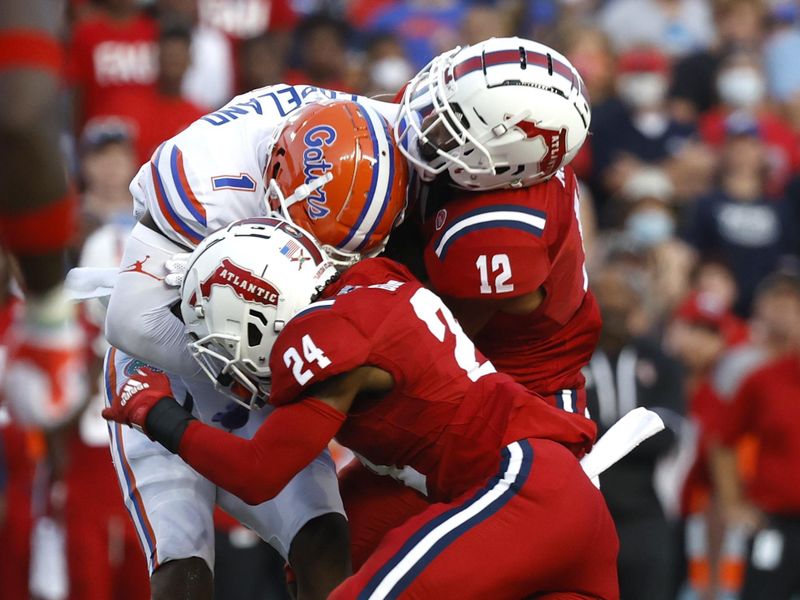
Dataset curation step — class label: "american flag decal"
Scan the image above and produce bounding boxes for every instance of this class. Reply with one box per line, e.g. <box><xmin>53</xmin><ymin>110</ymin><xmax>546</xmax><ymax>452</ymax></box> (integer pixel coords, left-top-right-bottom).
<box><xmin>280</xmin><ymin>240</ymin><xmax>301</xmax><ymax>259</ymax></box>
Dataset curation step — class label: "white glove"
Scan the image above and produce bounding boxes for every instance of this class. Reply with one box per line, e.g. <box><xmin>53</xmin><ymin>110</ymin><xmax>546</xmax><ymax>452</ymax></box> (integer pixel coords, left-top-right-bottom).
<box><xmin>164</xmin><ymin>253</ymin><xmax>191</xmax><ymax>288</ymax></box>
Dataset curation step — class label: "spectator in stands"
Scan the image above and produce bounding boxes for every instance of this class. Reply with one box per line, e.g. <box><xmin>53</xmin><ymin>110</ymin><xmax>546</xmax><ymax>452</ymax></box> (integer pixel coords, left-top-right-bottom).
<box><xmin>78</xmin><ymin>118</ymin><xmax>138</xmax><ymax>233</ymax></box>
<box><xmin>683</xmin><ymin>112</ymin><xmax>795</xmax><ymax>316</ymax></box>
<box><xmin>561</xmin><ymin>27</ymin><xmax>618</xmax><ymax>181</ymax></box>
<box><xmin>698</xmin><ymin>49</ymin><xmax>799</xmax><ymax>196</ymax></box>
<box><xmin>585</xmin><ymin>262</ymin><xmax>685</xmax><ymax>600</ymax></box>
<box><xmin>764</xmin><ymin>2</ymin><xmax>800</xmax><ymax>105</ymax></box>
<box><xmin>698</xmin><ymin>52</ymin><xmax>800</xmax><ymax>196</ymax></box>
<box><xmin>667</xmin><ymin>287</ymin><xmax>749</xmax><ymax>599</ymax></box>
<box><xmin>564</xmin><ymin>27</ymin><xmax>618</xmax><ymax>109</ymax></box>
<box><xmin>68</xmin><ymin>0</ymin><xmax>159</xmax><ymax>129</ymax></box>
<box><xmin>359</xmin><ymin>33</ymin><xmax>414</xmax><ymax>98</ymax></box>
<box><xmin>284</xmin><ymin>14</ymin><xmax>354</xmax><ymax>91</ymax></box>
<box><xmin>364</xmin><ymin>0</ymin><xmax>464</xmax><ymax>69</ymax></box>
<box><xmin>618</xmin><ymin>169</ymin><xmax>695</xmax><ymax>322</ymax></box>
<box><xmin>197</xmin><ymin>0</ymin><xmax>297</xmax><ymax>41</ymax></box>
<box><xmin>459</xmin><ymin>4</ymin><xmax>513</xmax><ymax>47</ymax></box>
<box><xmin>670</xmin><ymin>0</ymin><xmax>766</xmax><ymax>122</ymax></box>
<box><xmin>157</xmin><ymin>0</ymin><xmax>235</xmax><ymax>110</ymax></box>
<box><xmin>598</xmin><ymin>0</ymin><xmax>715</xmax><ymax>58</ymax></box>
<box><xmin>124</xmin><ymin>22</ymin><xmax>206</xmax><ymax>163</ymax></box>
<box><xmin>710</xmin><ymin>271</ymin><xmax>800</xmax><ymax>600</ymax></box>
<box><xmin>589</xmin><ymin>47</ymin><xmax>697</xmax><ymax>222</ymax></box>
<box><xmin>238</xmin><ymin>33</ymin><xmax>288</xmax><ymax>93</ymax></box>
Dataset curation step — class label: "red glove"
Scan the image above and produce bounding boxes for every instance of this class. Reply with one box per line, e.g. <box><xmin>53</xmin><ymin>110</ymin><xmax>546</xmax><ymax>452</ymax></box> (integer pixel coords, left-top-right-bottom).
<box><xmin>102</xmin><ymin>366</ymin><xmax>174</xmax><ymax>435</ymax></box>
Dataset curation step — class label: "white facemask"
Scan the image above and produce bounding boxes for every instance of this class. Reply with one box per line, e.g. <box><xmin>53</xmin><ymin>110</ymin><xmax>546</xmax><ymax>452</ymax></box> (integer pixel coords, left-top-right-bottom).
<box><xmin>617</xmin><ymin>73</ymin><xmax>668</xmax><ymax>109</ymax></box>
<box><xmin>717</xmin><ymin>68</ymin><xmax>765</xmax><ymax>109</ymax></box>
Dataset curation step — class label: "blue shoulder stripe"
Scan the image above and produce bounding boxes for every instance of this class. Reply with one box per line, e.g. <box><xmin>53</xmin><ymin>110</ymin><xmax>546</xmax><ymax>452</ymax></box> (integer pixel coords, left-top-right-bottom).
<box><xmin>434</xmin><ymin>204</ymin><xmax>547</xmax><ymax>260</ymax></box>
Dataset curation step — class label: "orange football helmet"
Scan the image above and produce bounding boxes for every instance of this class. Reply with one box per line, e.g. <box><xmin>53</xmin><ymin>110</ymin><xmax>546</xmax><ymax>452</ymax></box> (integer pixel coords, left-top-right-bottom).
<box><xmin>266</xmin><ymin>99</ymin><xmax>408</xmax><ymax>266</ymax></box>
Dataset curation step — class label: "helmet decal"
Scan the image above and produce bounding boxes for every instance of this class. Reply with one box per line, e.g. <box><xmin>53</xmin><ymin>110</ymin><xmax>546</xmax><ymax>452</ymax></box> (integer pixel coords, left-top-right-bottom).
<box><xmin>302</xmin><ymin>124</ymin><xmax>337</xmax><ymax>219</ymax></box>
<box><xmin>192</xmin><ymin>258</ymin><xmax>280</xmax><ymax>307</ymax></box>
<box><xmin>510</xmin><ymin>118</ymin><xmax>567</xmax><ymax>179</ymax></box>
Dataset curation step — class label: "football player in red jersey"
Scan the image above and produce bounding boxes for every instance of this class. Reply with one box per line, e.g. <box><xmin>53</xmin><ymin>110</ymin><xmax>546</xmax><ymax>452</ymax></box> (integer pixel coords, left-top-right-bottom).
<box><xmin>393</xmin><ymin>37</ymin><xmax>596</xmax><ymax>414</ymax></box>
<box><xmin>102</xmin><ymin>218</ymin><xmax>619</xmax><ymax>600</ymax></box>
<box><xmin>0</xmin><ymin>0</ymin><xmax>86</xmax><ymax>428</ymax></box>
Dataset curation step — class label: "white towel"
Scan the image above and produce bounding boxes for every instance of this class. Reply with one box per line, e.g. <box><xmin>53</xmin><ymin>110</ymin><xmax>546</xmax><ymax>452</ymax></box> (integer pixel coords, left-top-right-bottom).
<box><xmin>580</xmin><ymin>407</ymin><xmax>665</xmax><ymax>480</ymax></box>
<box><xmin>64</xmin><ymin>267</ymin><xmax>119</xmax><ymax>301</ymax></box>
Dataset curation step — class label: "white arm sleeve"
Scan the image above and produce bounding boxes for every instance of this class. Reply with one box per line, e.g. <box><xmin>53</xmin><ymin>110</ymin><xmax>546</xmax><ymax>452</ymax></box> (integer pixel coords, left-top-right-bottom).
<box><xmin>105</xmin><ymin>222</ymin><xmax>201</xmax><ymax>378</ymax></box>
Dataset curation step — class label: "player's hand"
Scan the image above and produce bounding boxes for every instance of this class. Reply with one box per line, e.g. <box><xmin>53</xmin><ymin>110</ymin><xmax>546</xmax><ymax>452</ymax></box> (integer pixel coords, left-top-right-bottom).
<box><xmin>101</xmin><ymin>367</ymin><xmax>174</xmax><ymax>435</ymax></box>
<box><xmin>3</xmin><ymin>288</ymin><xmax>88</xmax><ymax>430</ymax></box>
<box><xmin>164</xmin><ymin>253</ymin><xmax>191</xmax><ymax>288</ymax></box>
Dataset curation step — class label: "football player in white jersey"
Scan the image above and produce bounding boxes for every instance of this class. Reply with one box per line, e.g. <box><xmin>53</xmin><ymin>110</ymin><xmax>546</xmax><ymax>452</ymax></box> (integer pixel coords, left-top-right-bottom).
<box><xmin>103</xmin><ymin>88</ymin><xmax>408</xmax><ymax>600</ymax></box>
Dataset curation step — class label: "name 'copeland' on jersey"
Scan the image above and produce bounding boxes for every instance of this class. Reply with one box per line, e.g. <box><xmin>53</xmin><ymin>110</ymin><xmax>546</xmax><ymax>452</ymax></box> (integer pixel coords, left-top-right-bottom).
<box><xmin>129</xmin><ymin>84</ymin><xmax>400</xmax><ymax>248</ymax></box>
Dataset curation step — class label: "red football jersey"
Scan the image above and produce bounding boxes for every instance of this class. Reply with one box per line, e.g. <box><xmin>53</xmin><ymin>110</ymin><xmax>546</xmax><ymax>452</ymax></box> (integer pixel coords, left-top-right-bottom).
<box><xmin>268</xmin><ymin>258</ymin><xmax>595</xmax><ymax>502</ymax></box>
<box><xmin>68</xmin><ymin>14</ymin><xmax>158</xmax><ymax>127</ymax></box>
<box><xmin>423</xmin><ymin>167</ymin><xmax>601</xmax><ymax>401</ymax></box>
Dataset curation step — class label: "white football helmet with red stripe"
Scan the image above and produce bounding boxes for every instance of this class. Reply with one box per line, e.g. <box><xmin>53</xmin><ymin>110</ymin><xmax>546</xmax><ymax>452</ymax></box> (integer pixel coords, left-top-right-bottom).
<box><xmin>180</xmin><ymin>217</ymin><xmax>336</xmax><ymax>409</ymax></box>
<box><xmin>396</xmin><ymin>37</ymin><xmax>591</xmax><ymax>190</ymax></box>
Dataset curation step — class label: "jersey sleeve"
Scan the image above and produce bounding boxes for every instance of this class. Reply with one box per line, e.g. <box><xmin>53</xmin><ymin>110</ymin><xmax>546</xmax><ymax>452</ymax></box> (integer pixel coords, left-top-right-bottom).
<box><xmin>141</xmin><ymin>139</ymin><xmax>265</xmax><ymax>249</ymax></box>
<box><xmin>424</xmin><ymin>206</ymin><xmax>551</xmax><ymax>300</ymax></box>
<box><xmin>268</xmin><ymin>302</ymin><xmax>372</xmax><ymax>406</ymax></box>
<box><xmin>140</xmin><ymin>141</ymin><xmax>210</xmax><ymax>248</ymax></box>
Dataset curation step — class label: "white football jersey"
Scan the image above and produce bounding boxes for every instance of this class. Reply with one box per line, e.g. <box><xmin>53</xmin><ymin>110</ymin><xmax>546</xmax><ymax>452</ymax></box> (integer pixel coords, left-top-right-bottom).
<box><xmin>131</xmin><ymin>84</ymin><xmax>401</xmax><ymax>248</ymax></box>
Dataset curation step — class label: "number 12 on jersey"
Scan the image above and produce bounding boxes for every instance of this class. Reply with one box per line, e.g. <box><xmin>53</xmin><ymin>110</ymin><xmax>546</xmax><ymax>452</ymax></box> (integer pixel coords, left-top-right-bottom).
<box><xmin>283</xmin><ymin>334</ymin><xmax>331</xmax><ymax>385</ymax></box>
<box><xmin>476</xmin><ymin>254</ymin><xmax>514</xmax><ymax>294</ymax></box>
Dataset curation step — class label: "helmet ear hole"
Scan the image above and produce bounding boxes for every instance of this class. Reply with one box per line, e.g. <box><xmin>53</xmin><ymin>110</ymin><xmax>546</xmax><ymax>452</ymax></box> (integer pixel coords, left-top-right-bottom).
<box><xmin>247</xmin><ymin>322</ymin><xmax>263</xmax><ymax>347</ymax></box>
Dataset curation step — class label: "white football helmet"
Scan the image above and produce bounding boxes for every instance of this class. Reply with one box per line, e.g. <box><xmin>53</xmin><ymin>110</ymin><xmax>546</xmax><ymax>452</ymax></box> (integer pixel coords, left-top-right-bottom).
<box><xmin>180</xmin><ymin>217</ymin><xmax>337</xmax><ymax>409</ymax></box>
<box><xmin>396</xmin><ymin>37</ymin><xmax>591</xmax><ymax>190</ymax></box>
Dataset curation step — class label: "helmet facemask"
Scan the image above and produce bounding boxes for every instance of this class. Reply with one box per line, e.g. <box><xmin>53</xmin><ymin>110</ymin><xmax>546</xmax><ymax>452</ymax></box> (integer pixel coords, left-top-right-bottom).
<box><xmin>396</xmin><ymin>37</ymin><xmax>592</xmax><ymax>190</ymax></box>
<box><xmin>265</xmin><ymin>176</ymin><xmax>364</xmax><ymax>269</ymax></box>
<box><xmin>180</xmin><ymin>218</ymin><xmax>336</xmax><ymax>411</ymax></box>
<box><xmin>263</xmin><ymin>100</ymin><xmax>409</xmax><ymax>269</ymax></box>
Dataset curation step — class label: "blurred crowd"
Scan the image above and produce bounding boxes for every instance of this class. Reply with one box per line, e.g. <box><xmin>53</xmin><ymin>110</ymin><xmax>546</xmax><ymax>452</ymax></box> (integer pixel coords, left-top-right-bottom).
<box><xmin>1</xmin><ymin>0</ymin><xmax>800</xmax><ymax>598</ymax></box>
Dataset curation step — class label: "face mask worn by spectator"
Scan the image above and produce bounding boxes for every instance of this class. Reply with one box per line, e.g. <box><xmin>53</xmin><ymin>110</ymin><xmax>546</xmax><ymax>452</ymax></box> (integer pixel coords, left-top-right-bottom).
<box><xmin>617</xmin><ymin>73</ymin><xmax>668</xmax><ymax>109</ymax></box>
<box><xmin>626</xmin><ymin>209</ymin><xmax>675</xmax><ymax>247</ymax></box>
<box><xmin>717</xmin><ymin>67</ymin><xmax>765</xmax><ymax>109</ymax></box>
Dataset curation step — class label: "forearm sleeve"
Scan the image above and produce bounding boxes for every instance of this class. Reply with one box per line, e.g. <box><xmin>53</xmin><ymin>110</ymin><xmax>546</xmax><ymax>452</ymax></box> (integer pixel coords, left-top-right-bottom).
<box><xmin>178</xmin><ymin>398</ymin><xmax>345</xmax><ymax>505</ymax></box>
<box><xmin>105</xmin><ymin>222</ymin><xmax>200</xmax><ymax>378</ymax></box>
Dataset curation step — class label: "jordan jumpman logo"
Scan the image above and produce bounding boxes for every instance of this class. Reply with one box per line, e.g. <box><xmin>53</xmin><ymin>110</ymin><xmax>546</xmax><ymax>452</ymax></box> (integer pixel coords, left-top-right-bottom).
<box><xmin>120</xmin><ymin>255</ymin><xmax>163</xmax><ymax>281</ymax></box>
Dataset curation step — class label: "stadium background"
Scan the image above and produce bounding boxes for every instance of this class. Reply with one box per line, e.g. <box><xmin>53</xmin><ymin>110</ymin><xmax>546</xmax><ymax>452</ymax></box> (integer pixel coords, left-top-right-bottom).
<box><xmin>1</xmin><ymin>0</ymin><xmax>800</xmax><ymax>598</ymax></box>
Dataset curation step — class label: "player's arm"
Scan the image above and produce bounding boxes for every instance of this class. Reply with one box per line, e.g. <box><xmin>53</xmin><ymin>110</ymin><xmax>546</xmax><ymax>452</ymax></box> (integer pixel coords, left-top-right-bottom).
<box><xmin>441</xmin><ymin>289</ymin><xmax>545</xmax><ymax>337</ymax></box>
<box><xmin>104</xmin><ymin>219</ymin><xmax>200</xmax><ymax>377</ymax></box>
<box><xmin>424</xmin><ymin>221</ymin><xmax>550</xmax><ymax>337</ymax></box>
<box><xmin>102</xmin><ymin>364</ymin><xmax>392</xmax><ymax>505</ymax></box>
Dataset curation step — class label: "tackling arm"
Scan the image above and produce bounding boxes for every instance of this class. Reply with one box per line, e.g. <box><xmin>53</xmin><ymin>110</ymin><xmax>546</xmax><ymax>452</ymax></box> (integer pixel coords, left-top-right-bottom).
<box><xmin>177</xmin><ymin>366</ymin><xmax>390</xmax><ymax>504</ymax></box>
<box><xmin>104</xmin><ymin>365</ymin><xmax>390</xmax><ymax>505</ymax></box>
